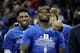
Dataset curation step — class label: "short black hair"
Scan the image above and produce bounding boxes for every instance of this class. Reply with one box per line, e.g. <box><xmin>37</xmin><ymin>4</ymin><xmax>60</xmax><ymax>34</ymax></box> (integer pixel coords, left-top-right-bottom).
<box><xmin>13</xmin><ymin>1</ymin><xmax>20</xmax><ymax>5</ymax></box>
<box><xmin>38</xmin><ymin>7</ymin><xmax>49</xmax><ymax>13</ymax></box>
<box><xmin>16</xmin><ymin>8</ymin><xmax>29</xmax><ymax>17</ymax></box>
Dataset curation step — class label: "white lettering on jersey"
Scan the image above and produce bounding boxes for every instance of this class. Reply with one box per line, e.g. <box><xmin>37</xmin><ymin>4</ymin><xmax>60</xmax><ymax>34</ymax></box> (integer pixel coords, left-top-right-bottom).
<box><xmin>35</xmin><ymin>34</ymin><xmax>55</xmax><ymax>48</ymax></box>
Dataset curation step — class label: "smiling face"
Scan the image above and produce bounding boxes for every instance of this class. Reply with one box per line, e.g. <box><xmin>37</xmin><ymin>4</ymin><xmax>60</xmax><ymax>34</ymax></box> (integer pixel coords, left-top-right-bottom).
<box><xmin>38</xmin><ymin>8</ymin><xmax>50</xmax><ymax>23</ymax></box>
<box><xmin>17</xmin><ymin>11</ymin><xmax>30</xmax><ymax>27</ymax></box>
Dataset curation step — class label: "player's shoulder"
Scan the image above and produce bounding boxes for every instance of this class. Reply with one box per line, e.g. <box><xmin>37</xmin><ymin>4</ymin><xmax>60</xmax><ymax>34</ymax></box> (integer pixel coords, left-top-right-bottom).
<box><xmin>69</xmin><ymin>24</ymin><xmax>80</xmax><ymax>37</ymax></box>
<box><xmin>4</xmin><ymin>27</ymin><xmax>18</xmax><ymax>38</ymax></box>
<box><xmin>8</xmin><ymin>26</ymin><xmax>19</xmax><ymax>33</ymax></box>
<box><xmin>72</xmin><ymin>24</ymin><xmax>80</xmax><ymax>30</ymax></box>
<box><xmin>24</xmin><ymin>25</ymin><xmax>38</xmax><ymax>32</ymax></box>
<box><xmin>63</xmin><ymin>24</ymin><xmax>71</xmax><ymax>28</ymax></box>
<box><xmin>62</xmin><ymin>24</ymin><xmax>71</xmax><ymax>30</ymax></box>
<box><xmin>29</xmin><ymin>24</ymin><xmax>39</xmax><ymax>29</ymax></box>
<box><xmin>9</xmin><ymin>26</ymin><xmax>19</xmax><ymax>31</ymax></box>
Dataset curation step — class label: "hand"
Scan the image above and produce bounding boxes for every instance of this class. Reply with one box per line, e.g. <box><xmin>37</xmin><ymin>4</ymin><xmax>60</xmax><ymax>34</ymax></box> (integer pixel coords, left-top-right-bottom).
<box><xmin>52</xmin><ymin>20</ymin><xmax>63</xmax><ymax>30</ymax></box>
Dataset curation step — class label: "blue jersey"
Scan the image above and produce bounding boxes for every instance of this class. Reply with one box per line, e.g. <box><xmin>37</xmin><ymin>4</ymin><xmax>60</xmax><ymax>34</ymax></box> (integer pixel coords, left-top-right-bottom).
<box><xmin>3</xmin><ymin>26</ymin><xmax>31</xmax><ymax>53</ymax></box>
<box><xmin>21</xmin><ymin>25</ymin><xmax>65</xmax><ymax>53</ymax></box>
<box><xmin>0</xmin><ymin>25</ymin><xmax>8</xmax><ymax>53</ymax></box>
<box><xmin>0</xmin><ymin>25</ymin><xmax>8</xmax><ymax>46</ymax></box>
<box><xmin>62</xmin><ymin>24</ymin><xmax>71</xmax><ymax>53</ymax></box>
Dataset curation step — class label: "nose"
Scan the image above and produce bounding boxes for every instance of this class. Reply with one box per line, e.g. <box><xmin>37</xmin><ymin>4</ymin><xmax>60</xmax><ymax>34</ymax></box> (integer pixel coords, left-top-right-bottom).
<box><xmin>43</xmin><ymin>12</ymin><xmax>47</xmax><ymax>15</ymax></box>
<box><xmin>22</xmin><ymin>17</ymin><xmax>26</xmax><ymax>20</ymax></box>
<box><xmin>22</xmin><ymin>17</ymin><xmax>29</xmax><ymax>21</ymax></box>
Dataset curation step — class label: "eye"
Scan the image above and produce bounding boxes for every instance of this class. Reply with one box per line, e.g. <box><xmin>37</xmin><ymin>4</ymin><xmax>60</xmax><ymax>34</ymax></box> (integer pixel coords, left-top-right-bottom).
<box><xmin>40</xmin><ymin>11</ymin><xmax>48</xmax><ymax>13</ymax></box>
<box><xmin>19</xmin><ymin>16</ymin><xmax>29</xmax><ymax>18</ymax></box>
<box><xmin>19</xmin><ymin>16</ymin><xmax>23</xmax><ymax>18</ymax></box>
<box><xmin>25</xmin><ymin>16</ymin><xmax>28</xmax><ymax>17</ymax></box>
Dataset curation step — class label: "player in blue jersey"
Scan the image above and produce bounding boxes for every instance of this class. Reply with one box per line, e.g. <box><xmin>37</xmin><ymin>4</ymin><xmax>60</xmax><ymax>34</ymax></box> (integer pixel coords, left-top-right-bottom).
<box><xmin>0</xmin><ymin>21</ymin><xmax>8</xmax><ymax>53</ymax></box>
<box><xmin>53</xmin><ymin>20</ymin><xmax>71</xmax><ymax>53</ymax></box>
<box><xmin>49</xmin><ymin>7</ymin><xmax>71</xmax><ymax>53</ymax></box>
<box><xmin>3</xmin><ymin>8</ymin><xmax>31</xmax><ymax>53</ymax></box>
<box><xmin>20</xmin><ymin>7</ymin><xmax>65</xmax><ymax>53</ymax></box>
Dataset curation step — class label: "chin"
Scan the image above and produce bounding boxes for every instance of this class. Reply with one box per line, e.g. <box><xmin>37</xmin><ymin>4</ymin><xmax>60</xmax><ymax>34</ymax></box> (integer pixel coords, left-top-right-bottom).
<box><xmin>40</xmin><ymin>19</ymin><xmax>49</xmax><ymax>23</ymax></box>
<box><xmin>21</xmin><ymin>24</ymin><xmax>28</xmax><ymax>27</ymax></box>
<box><xmin>40</xmin><ymin>18</ymin><xmax>49</xmax><ymax>21</ymax></box>
<box><xmin>40</xmin><ymin>18</ymin><xmax>49</xmax><ymax>20</ymax></box>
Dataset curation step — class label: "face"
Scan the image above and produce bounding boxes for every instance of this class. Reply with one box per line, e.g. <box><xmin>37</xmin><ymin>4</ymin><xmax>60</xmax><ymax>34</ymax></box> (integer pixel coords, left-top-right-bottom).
<box><xmin>25</xmin><ymin>1</ymin><xmax>32</xmax><ymax>7</ymax></box>
<box><xmin>38</xmin><ymin>9</ymin><xmax>50</xmax><ymax>22</ymax></box>
<box><xmin>17</xmin><ymin>12</ymin><xmax>30</xmax><ymax>27</ymax></box>
<box><xmin>13</xmin><ymin>4</ymin><xmax>20</xmax><ymax>11</ymax></box>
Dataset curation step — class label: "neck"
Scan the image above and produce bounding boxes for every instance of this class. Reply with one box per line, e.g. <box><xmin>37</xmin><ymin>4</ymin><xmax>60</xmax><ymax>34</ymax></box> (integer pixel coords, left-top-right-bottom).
<box><xmin>19</xmin><ymin>24</ymin><xmax>28</xmax><ymax>30</ymax></box>
<box><xmin>39</xmin><ymin>22</ymin><xmax>49</xmax><ymax>30</ymax></box>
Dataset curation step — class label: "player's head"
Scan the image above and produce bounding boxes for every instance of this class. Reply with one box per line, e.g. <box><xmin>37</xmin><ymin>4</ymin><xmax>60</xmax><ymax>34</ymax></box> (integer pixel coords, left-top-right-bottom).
<box><xmin>38</xmin><ymin>7</ymin><xmax>50</xmax><ymax>23</ymax></box>
<box><xmin>17</xmin><ymin>8</ymin><xmax>30</xmax><ymax>27</ymax></box>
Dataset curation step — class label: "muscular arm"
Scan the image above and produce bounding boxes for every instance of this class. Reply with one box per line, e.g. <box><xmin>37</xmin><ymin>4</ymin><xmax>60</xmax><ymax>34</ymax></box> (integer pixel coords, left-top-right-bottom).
<box><xmin>59</xmin><ymin>48</ymin><xmax>65</xmax><ymax>53</ymax></box>
<box><xmin>20</xmin><ymin>44</ymin><xmax>29</xmax><ymax>53</ymax></box>
<box><xmin>20</xmin><ymin>29</ymin><xmax>32</xmax><ymax>53</ymax></box>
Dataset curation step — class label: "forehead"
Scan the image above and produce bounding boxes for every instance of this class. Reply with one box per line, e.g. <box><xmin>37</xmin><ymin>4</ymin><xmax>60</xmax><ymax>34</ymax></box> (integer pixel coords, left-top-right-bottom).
<box><xmin>39</xmin><ymin>9</ymin><xmax>49</xmax><ymax>12</ymax></box>
<box><xmin>18</xmin><ymin>12</ymin><xmax>29</xmax><ymax>16</ymax></box>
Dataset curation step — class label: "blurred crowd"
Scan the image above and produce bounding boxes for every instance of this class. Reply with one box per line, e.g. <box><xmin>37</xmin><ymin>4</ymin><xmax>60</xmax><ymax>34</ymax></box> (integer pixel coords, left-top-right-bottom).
<box><xmin>0</xmin><ymin>0</ymin><xmax>80</xmax><ymax>29</ymax></box>
<box><xmin>0</xmin><ymin>0</ymin><xmax>80</xmax><ymax>27</ymax></box>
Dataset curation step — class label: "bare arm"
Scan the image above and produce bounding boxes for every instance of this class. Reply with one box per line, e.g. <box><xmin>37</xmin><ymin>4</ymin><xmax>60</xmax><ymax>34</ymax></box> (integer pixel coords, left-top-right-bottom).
<box><xmin>59</xmin><ymin>48</ymin><xmax>65</xmax><ymax>53</ymax></box>
<box><xmin>20</xmin><ymin>44</ymin><xmax>29</xmax><ymax>53</ymax></box>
